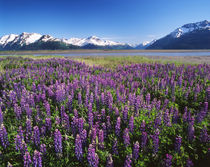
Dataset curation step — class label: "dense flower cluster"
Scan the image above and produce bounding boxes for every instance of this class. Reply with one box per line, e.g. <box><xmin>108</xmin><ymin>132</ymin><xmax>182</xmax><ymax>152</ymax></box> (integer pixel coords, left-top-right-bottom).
<box><xmin>0</xmin><ymin>57</ymin><xmax>209</xmax><ymax>166</ymax></box>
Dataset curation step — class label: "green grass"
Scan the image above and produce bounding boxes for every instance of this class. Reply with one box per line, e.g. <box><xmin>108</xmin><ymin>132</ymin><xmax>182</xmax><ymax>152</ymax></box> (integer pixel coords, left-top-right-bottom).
<box><xmin>73</xmin><ymin>56</ymin><xmax>198</xmax><ymax>68</ymax></box>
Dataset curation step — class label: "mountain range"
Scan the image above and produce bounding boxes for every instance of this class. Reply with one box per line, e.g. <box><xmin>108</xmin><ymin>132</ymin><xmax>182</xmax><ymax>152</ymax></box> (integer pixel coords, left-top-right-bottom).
<box><xmin>0</xmin><ymin>20</ymin><xmax>209</xmax><ymax>50</ymax></box>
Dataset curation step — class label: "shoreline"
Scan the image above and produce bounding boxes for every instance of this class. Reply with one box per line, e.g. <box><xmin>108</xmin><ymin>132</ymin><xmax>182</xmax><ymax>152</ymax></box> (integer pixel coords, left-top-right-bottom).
<box><xmin>1</xmin><ymin>49</ymin><xmax>210</xmax><ymax>55</ymax></box>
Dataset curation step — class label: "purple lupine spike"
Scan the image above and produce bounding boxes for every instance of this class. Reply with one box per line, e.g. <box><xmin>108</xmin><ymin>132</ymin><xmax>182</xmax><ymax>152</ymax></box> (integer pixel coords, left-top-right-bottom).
<box><xmin>18</xmin><ymin>126</ymin><xmax>24</xmax><ymax>141</ymax></box>
<box><xmin>87</xmin><ymin>144</ymin><xmax>99</xmax><ymax>167</ymax></box>
<box><xmin>71</xmin><ymin>116</ymin><xmax>78</xmax><ymax>136</ymax></box>
<box><xmin>123</xmin><ymin>128</ymin><xmax>130</xmax><ymax>147</ymax></box>
<box><xmin>124</xmin><ymin>155</ymin><xmax>132</xmax><ymax>167</ymax></box>
<box><xmin>141</xmin><ymin>132</ymin><xmax>147</xmax><ymax>149</ymax></box>
<box><xmin>106</xmin><ymin>116</ymin><xmax>111</xmax><ymax>133</ymax></box>
<box><xmin>0</xmin><ymin>124</ymin><xmax>9</xmax><ymax>149</ymax></box>
<box><xmin>133</xmin><ymin>141</ymin><xmax>140</xmax><ymax>160</ymax></box>
<box><xmin>164</xmin><ymin>154</ymin><xmax>172</xmax><ymax>167</ymax></box>
<box><xmin>151</xmin><ymin>129</ymin><xmax>159</xmax><ymax>154</ymax></box>
<box><xmin>90</xmin><ymin>92</ymin><xmax>94</xmax><ymax>104</ymax></box>
<box><xmin>54</xmin><ymin>129</ymin><xmax>62</xmax><ymax>154</ymax></box>
<box><xmin>115</xmin><ymin>117</ymin><xmax>121</xmax><ymax>137</ymax></box>
<box><xmin>112</xmin><ymin>138</ymin><xmax>118</xmax><ymax>155</ymax></box>
<box><xmin>60</xmin><ymin>105</ymin><xmax>65</xmax><ymax>119</ymax></box>
<box><xmin>24</xmin><ymin>152</ymin><xmax>32</xmax><ymax>167</ymax></box>
<box><xmin>154</xmin><ymin>115</ymin><xmax>161</xmax><ymax>129</ymax></box>
<box><xmin>44</xmin><ymin>101</ymin><xmax>51</xmax><ymax>117</ymax></box>
<box><xmin>200</xmin><ymin>127</ymin><xmax>209</xmax><ymax>143</ymax></box>
<box><xmin>156</xmin><ymin>100</ymin><xmax>161</xmax><ymax>111</ymax></box>
<box><xmin>33</xmin><ymin>126</ymin><xmax>40</xmax><ymax>147</ymax></box>
<box><xmin>26</xmin><ymin>119</ymin><xmax>32</xmax><ymax>143</ymax></box>
<box><xmin>101</xmin><ymin>109</ymin><xmax>105</xmax><ymax>120</ymax></box>
<box><xmin>102</xmin><ymin>123</ymin><xmax>107</xmax><ymax>139</ymax></box>
<box><xmin>88</xmin><ymin>112</ymin><xmax>94</xmax><ymax>128</ymax></box>
<box><xmin>74</xmin><ymin>109</ymin><xmax>78</xmax><ymax>119</ymax></box>
<box><xmin>41</xmin><ymin>126</ymin><xmax>46</xmax><ymax>137</ymax></box>
<box><xmin>88</xmin><ymin>103</ymin><xmax>92</xmax><ymax>113</ymax></box>
<box><xmin>78</xmin><ymin>92</ymin><xmax>82</xmax><ymax>105</ymax></box>
<box><xmin>172</xmin><ymin>108</ymin><xmax>179</xmax><ymax>124</ymax></box>
<box><xmin>146</xmin><ymin>93</ymin><xmax>150</xmax><ymax>105</ymax></box>
<box><xmin>186</xmin><ymin>158</ymin><xmax>193</xmax><ymax>167</ymax></box>
<box><xmin>75</xmin><ymin>134</ymin><xmax>83</xmax><ymax>161</ymax></box>
<box><xmin>188</xmin><ymin>123</ymin><xmax>194</xmax><ymax>142</ymax></box>
<box><xmin>140</xmin><ymin>120</ymin><xmax>146</xmax><ymax>132</ymax></box>
<box><xmin>33</xmin><ymin>150</ymin><xmax>42</xmax><ymax>167</ymax></box>
<box><xmin>164</xmin><ymin>109</ymin><xmax>171</xmax><ymax>126</ymax></box>
<box><xmin>106</xmin><ymin>153</ymin><xmax>113</xmax><ymax>167</ymax></box>
<box><xmin>62</xmin><ymin>112</ymin><xmax>70</xmax><ymax>130</ymax></box>
<box><xmin>115</xmin><ymin>107</ymin><xmax>119</xmax><ymax>117</ymax></box>
<box><xmin>40</xmin><ymin>144</ymin><xmax>46</xmax><ymax>155</ymax></box>
<box><xmin>15</xmin><ymin>134</ymin><xmax>22</xmax><ymax>151</ymax></box>
<box><xmin>0</xmin><ymin>106</ymin><xmax>3</xmax><ymax>125</ymax></box>
<box><xmin>55</xmin><ymin>116</ymin><xmax>60</xmax><ymax>125</ymax></box>
<box><xmin>67</xmin><ymin>95</ymin><xmax>73</xmax><ymax>112</ymax></box>
<box><xmin>123</xmin><ymin>106</ymin><xmax>128</xmax><ymax>122</ymax></box>
<box><xmin>129</xmin><ymin>116</ymin><xmax>134</xmax><ymax>133</ymax></box>
<box><xmin>174</xmin><ymin>136</ymin><xmax>182</xmax><ymax>153</ymax></box>
<box><xmin>98</xmin><ymin>129</ymin><xmax>104</xmax><ymax>149</ymax></box>
<box><xmin>78</xmin><ymin>117</ymin><xmax>84</xmax><ymax>134</ymax></box>
<box><xmin>45</xmin><ymin>117</ymin><xmax>52</xmax><ymax>131</ymax></box>
<box><xmin>80</xmin><ymin>129</ymin><xmax>87</xmax><ymax>146</ymax></box>
<box><xmin>14</xmin><ymin>103</ymin><xmax>22</xmax><ymax>120</ymax></box>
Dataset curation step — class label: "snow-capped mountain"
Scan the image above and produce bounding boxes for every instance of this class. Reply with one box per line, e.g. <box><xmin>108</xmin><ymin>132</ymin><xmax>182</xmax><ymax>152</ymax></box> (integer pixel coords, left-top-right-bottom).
<box><xmin>136</xmin><ymin>40</ymin><xmax>156</xmax><ymax>49</ymax></box>
<box><xmin>170</xmin><ymin>20</ymin><xmax>210</xmax><ymax>38</ymax></box>
<box><xmin>147</xmin><ymin>20</ymin><xmax>210</xmax><ymax>49</ymax></box>
<box><xmin>0</xmin><ymin>33</ymin><xmax>130</xmax><ymax>50</ymax></box>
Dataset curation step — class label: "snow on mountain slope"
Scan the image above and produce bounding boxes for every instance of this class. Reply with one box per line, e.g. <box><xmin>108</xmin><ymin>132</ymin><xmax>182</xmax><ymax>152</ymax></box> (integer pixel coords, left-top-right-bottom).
<box><xmin>63</xmin><ymin>36</ymin><xmax>125</xmax><ymax>46</ymax></box>
<box><xmin>0</xmin><ymin>34</ymin><xmax>18</xmax><ymax>46</ymax></box>
<box><xmin>10</xmin><ymin>32</ymin><xmax>42</xmax><ymax>46</ymax></box>
<box><xmin>170</xmin><ymin>20</ymin><xmax>210</xmax><ymax>38</ymax></box>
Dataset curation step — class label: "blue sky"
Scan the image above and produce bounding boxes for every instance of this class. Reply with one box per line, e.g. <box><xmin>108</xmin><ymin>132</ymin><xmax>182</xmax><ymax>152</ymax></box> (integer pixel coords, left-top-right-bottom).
<box><xmin>0</xmin><ymin>0</ymin><xmax>210</xmax><ymax>44</ymax></box>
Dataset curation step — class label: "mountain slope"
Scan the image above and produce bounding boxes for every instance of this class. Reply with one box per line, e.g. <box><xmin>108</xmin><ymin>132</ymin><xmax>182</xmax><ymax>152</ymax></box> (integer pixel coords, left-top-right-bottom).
<box><xmin>147</xmin><ymin>20</ymin><xmax>210</xmax><ymax>49</ymax></box>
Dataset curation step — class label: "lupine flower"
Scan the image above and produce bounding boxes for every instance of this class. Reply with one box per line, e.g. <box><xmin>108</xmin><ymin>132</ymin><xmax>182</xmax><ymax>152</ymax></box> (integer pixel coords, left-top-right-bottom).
<box><xmin>186</xmin><ymin>158</ymin><xmax>193</xmax><ymax>167</ymax></box>
<box><xmin>133</xmin><ymin>141</ymin><xmax>140</xmax><ymax>160</ymax></box>
<box><xmin>106</xmin><ymin>153</ymin><xmax>113</xmax><ymax>167</ymax></box>
<box><xmin>146</xmin><ymin>93</ymin><xmax>150</xmax><ymax>105</ymax></box>
<box><xmin>123</xmin><ymin>106</ymin><xmax>128</xmax><ymax>122</ymax></box>
<box><xmin>88</xmin><ymin>112</ymin><xmax>94</xmax><ymax>128</ymax></box>
<box><xmin>75</xmin><ymin>134</ymin><xmax>83</xmax><ymax>161</ymax></box>
<box><xmin>87</xmin><ymin>144</ymin><xmax>99</xmax><ymax>167</ymax></box>
<box><xmin>151</xmin><ymin>129</ymin><xmax>159</xmax><ymax>154</ymax></box>
<box><xmin>141</xmin><ymin>132</ymin><xmax>147</xmax><ymax>149</ymax></box>
<box><xmin>164</xmin><ymin>154</ymin><xmax>172</xmax><ymax>167</ymax></box>
<box><xmin>164</xmin><ymin>109</ymin><xmax>171</xmax><ymax>126</ymax></box>
<box><xmin>115</xmin><ymin>117</ymin><xmax>121</xmax><ymax>137</ymax></box>
<box><xmin>98</xmin><ymin>129</ymin><xmax>104</xmax><ymax>149</ymax></box>
<box><xmin>24</xmin><ymin>152</ymin><xmax>32</xmax><ymax>167</ymax></box>
<box><xmin>40</xmin><ymin>144</ymin><xmax>46</xmax><ymax>155</ymax></box>
<box><xmin>33</xmin><ymin>150</ymin><xmax>42</xmax><ymax>167</ymax></box>
<box><xmin>0</xmin><ymin>107</ymin><xmax>3</xmax><ymax>125</ymax></box>
<box><xmin>200</xmin><ymin>127</ymin><xmax>209</xmax><ymax>143</ymax></box>
<box><xmin>44</xmin><ymin>101</ymin><xmax>51</xmax><ymax>117</ymax></box>
<box><xmin>124</xmin><ymin>155</ymin><xmax>132</xmax><ymax>167</ymax></box>
<box><xmin>54</xmin><ymin>129</ymin><xmax>62</xmax><ymax>154</ymax></box>
<box><xmin>78</xmin><ymin>92</ymin><xmax>82</xmax><ymax>105</ymax></box>
<box><xmin>80</xmin><ymin>129</ymin><xmax>87</xmax><ymax>146</ymax></box>
<box><xmin>188</xmin><ymin>123</ymin><xmax>194</xmax><ymax>142</ymax></box>
<box><xmin>140</xmin><ymin>120</ymin><xmax>146</xmax><ymax>132</ymax></box>
<box><xmin>101</xmin><ymin>109</ymin><xmax>105</xmax><ymax>120</ymax></box>
<box><xmin>106</xmin><ymin>116</ymin><xmax>111</xmax><ymax>133</ymax></box>
<box><xmin>45</xmin><ymin>118</ymin><xmax>52</xmax><ymax>131</ymax></box>
<box><xmin>62</xmin><ymin>112</ymin><xmax>70</xmax><ymax>130</ymax></box>
<box><xmin>175</xmin><ymin>136</ymin><xmax>182</xmax><ymax>153</ymax></box>
<box><xmin>14</xmin><ymin>103</ymin><xmax>22</xmax><ymax>120</ymax></box>
<box><xmin>0</xmin><ymin>124</ymin><xmax>9</xmax><ymax>149</ymax></box>
<box><xmin>112</xmin><ymin>138</ymin><xmax>118</xmax><ymax>155</ymax></box>
<box><xmin>123</xmin><ymin>128</ymin><xmax>130</xmax><ymax>147</ymax></box>
<box><xmin>33</xmin><ymin>126</ymin><xmax>40</xmax><ymax>147</ymax></box>
<box><xmin>71</xmin><ymin>116</ymin><xmax>78</xmax><ymax>136</ymax></box>
<box><xmin>26</xmin><ymin>119</ymin><xmax>32</xmax><ymax>142</ymax></box>
<box><xmin>129</xmin><ymin>116</ymin><xmax>134</xmax><ymax>133</ymax></box>
<box><xmin>78</xmin><ymin>117</ymin><xmax>84</xmax><ymax>134</ymax></box>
